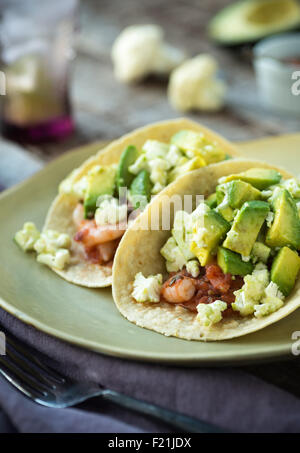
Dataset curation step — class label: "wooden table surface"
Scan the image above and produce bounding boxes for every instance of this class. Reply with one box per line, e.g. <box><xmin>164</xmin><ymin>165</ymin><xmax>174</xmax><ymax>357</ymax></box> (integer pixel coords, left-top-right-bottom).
<box><xmin>10</xmin><ymin>0</ymin><xmax>298</xmax><ymax>162</ymax></box>
<box><xmin>1</xmin><ymin>0</ymin><xmax>300</xmax><ymax>407</ymax></box>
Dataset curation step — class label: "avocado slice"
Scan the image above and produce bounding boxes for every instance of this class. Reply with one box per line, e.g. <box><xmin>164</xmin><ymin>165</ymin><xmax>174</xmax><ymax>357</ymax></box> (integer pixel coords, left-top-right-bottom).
<box><xmin>216</xmin><ymin>204</ymin><xmax>235</xmax><ymax>223</ymax></box>
<box><xmin>221</xmin><ymin>168</ymin><xmax>282</xmax><ymax>190</ymax></box>
<box><xmin>130</xmin><ymin>170</ymin><xmax>152</xmax><ymax>209</ymax></box>
<box><xmin>83</xmin><ymin>165</ymin><xmax>116</xmax><ymax>218</ymax></box>
<box><xmin>190</xmin><ymin>209</ymin><xmax>230</xmax><ymax>266</ymax></box>
<box><xmin>208</xmin><ymin>0</ymin><xmax>300</xmax><ymax>46</ymax></box>
<box><xmin>116</xmin><ymin>145</ymin><xmax>140</xmax><ymax>192</ymax></box>
<box><xmin>171</xmin><ymin>130</ymin><xmax>226</xmax><ymax>164</ymax></box>
<box><xmin>266</xmin><ymin>189</ymin><xmax>300</xmax><ymax>249</ymax></box>
<box><xmin>271</xmin><ymin>246</ymin><xmax>300</xmax><ymax>296</ymax></box>
<box><xmin>217</xmin><ymin>246</ymin><xmax>254</xmax><ymax>276</ymax></box>
<box><xmin>205</xmin><ymin>193</ymin><xmax>217</xmax><ymax>209</ymax></box>
<box><xmin>217</xmin><ymin>180</ymin><xmax>261</xmax><ymax>208</ymax></box>
<box><xmin>215</xmin><ymin>180</ymin><xmax>261</xmax><ymax>222</ymax></box>
<box><xmin>223</xmin><ymin>200</ymin><xmax>270</xmax><ymax>256</ymax></box>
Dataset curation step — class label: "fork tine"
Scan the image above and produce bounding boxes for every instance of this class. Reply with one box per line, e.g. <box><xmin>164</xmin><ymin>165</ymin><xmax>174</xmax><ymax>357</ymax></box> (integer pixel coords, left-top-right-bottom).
<box><xmin>0</xmin><ymin>356</ymin><xmax>52</xmax><ymax>398</ymax></box>
<box><xmin>5</xmin><ymin>344</ymin><xmax>59</xmax><ymax>390</ymax></box>
<box><xmin>0</xmin><ymin>325</ymin><xmax>66</xmax><ymax>384</ymax></box>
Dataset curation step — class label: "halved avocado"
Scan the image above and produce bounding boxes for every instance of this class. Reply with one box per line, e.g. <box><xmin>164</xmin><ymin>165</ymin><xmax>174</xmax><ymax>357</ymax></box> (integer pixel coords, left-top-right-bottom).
<box><xmin>209</xmin><ymin>0</ymin><xmax>300</xmax><ymax>46</ymax></box>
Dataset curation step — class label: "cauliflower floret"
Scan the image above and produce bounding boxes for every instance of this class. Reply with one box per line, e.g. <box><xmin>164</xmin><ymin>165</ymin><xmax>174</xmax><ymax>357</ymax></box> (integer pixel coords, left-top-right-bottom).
<box><xmin>266</xmin><ymin>211</ymin><xmax>274</xmax><ymax>227</ymax></box>
<box><xmin>265</xmin><ymin>281</ymin><xmax>284</xmax><ymax>300</ymax></box>
<box><xmin>111</xmin><ymin>25</ymin><xmax>185</xmax><ymax>83</ymax></box>
<box><xmin>232</xmin><ymin>263</ymin><xmax>270</xmax><ymax>316</ymax></box>
<box><xmin>14</xmin><ymin>222</ymin><xmax>40</xmax><ymax>252</ymax></box>
<box><xmin>254</xmin><ymin>296</ymin><xmax>284</xmax><ymax>318</ymax></box>
<box><xmin>241</xmin><ymin>255</ymin><xmax>251</xmax><ymax>262</ymax></box>
<box><xmin>95</xmin><ymin>196</ymin><xmax>127</xmax><ymax>225</ymax></box>
<box><xmin>148</xmin><ymin>158</ymin><xmax>170</xmax><ymax>194</ymax></box>
<box><xmin>59</xmin><ymin>167</ymin><xmax>88</xmax><ymax>199</ymax></box>
<box><xmin>142</xmin><ymin>140</ymin><xmax>169</xmax><ymax>160</ymax></box>
<box><xmin>37</xmin><ymin>249</ymin><xmax>71</xmax><ymax>271</ymax></box>
<box><xmin>232</xmin><ymin>290</ymin><xmax>256</xmax><ymax>317</ymax></box>
<box><xmin>196</xmin><ymin>300</ymin><xmax>227</xmax><ymax>327</ymax></box>
<box><xmin>186</xmin><ymin>260</ymin><xmax>200</xmax><ymax>278</ymax></box>
<box><xmin>160</xmin><ymin>237</ymin><xmax>186</xmax><ymax>272</ymax></box>
<box><xmin>132</xmin><ymin>272</ymin><xmax>163</xmax><ymax>303</ymax></box>
<box><xmin>166</xmin><ymin>144</ymin><xmax>184</xmax><ymax>167</ymax></box>
<box><xmin>128</xmin><ymin>154</ymin><xmax>148</xmax><ymax>175</ymax></box>
<box><xmin>34</xmin><ymin>230</ymin><xmax>71</xmax><ymax>255</ymax></box>
<box><xmin>282</xmin><ymin>178</ymin><xmax>300</xmax><ymax>198</ymax></box>
<box><xmin>168</xmin><ymin>54</ymin><xmax>226</xmax><ymax>112</ymax></box>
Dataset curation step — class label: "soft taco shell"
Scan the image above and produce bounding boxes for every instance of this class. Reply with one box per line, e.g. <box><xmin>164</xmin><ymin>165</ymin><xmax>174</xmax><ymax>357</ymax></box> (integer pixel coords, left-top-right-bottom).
<box><xmin>112</xmin><ymin>159</ymin><xmax>299</xmax><ymax>341</ymax></box>
<box><xmin>44</xmin><ymin>118</ymin><xmax>239</xmax><ymax>287</ymax></box>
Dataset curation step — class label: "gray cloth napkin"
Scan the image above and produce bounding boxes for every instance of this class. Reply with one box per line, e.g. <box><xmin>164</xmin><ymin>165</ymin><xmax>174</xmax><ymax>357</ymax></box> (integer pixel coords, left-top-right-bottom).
<box><xmin>1</xmin><ymin>141</ymin><xmax>300</xmax><ymax>433</ymax></box>
<box><xmin>1</xmin><ymin>307</ymin><xmax>300</xmax><ymax>433</ymax></box>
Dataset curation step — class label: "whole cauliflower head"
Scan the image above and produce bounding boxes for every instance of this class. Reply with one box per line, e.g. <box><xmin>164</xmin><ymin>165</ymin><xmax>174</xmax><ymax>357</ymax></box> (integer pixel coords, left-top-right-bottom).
<box><xmin>168</xmin><ymin>54</ymin><xmax>227</xmax><ymax>112</ymax></box>
<box><xmin>111</xmin><ymin>24</ymin><xmax>185</xmax><ymax>83</ymax></box>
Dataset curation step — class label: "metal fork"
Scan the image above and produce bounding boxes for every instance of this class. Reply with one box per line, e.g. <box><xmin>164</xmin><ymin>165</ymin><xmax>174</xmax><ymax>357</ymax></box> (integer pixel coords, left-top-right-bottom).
<box><xmin>0</xmin><ymin>326</ymin><xmax>224</xmax><ymax>433</ymax></box>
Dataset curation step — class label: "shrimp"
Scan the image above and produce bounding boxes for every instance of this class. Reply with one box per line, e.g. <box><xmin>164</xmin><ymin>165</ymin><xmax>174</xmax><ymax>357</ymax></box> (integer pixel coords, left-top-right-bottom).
<box><xmin>161</xmin><ymin>275</ymin><xmax>196</xmax><ymax>303</ymax></box>
<box><xmin>74</xmin><ymin>220</ymin><xmax>127</xmax><ymax>247</ymax></box>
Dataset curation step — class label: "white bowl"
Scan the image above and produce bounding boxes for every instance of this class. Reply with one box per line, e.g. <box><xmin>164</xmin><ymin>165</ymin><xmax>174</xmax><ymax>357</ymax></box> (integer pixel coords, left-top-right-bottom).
<box><xmin>254</xmin><ymin>33</ymin><xmax>300</xmax><ymax>115</ymax></box>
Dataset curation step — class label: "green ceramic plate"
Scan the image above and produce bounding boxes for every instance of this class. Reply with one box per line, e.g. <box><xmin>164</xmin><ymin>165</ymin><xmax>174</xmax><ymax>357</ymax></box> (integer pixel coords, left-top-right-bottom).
<box><xmin>1</xmin><ymin>137</ymin><xmax>300</xmax><ymax>366</ymax></box>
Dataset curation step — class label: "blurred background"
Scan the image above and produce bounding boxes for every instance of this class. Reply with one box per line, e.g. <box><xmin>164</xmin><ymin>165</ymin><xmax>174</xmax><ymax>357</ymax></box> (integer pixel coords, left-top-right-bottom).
<box><xmin>0</xmin><ymin>0</ymin><xmax>299</xmax><ymax>165</ymax></box>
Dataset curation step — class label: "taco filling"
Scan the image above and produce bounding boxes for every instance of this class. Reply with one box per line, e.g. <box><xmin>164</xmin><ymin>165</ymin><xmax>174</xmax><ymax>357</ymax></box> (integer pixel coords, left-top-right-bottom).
<box><xmin>14</xmin><ymin>128</ymin><xmax>230</xmax><ymax>272</ymax></box>
<box><xmin>130</xmin><ymin>168</ymin><xmax>300</xmax><ymax>328</ymax></box>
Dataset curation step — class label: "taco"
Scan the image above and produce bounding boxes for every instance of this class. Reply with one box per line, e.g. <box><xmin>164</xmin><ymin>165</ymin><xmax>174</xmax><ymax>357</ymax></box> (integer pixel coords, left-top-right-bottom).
<box><xmin>14</xmin><ymin>118</ymin><xmax>238</xmax><ymax>287</ymax></box>
<box><xmin>112</xmin><ymin>160</ymin><xmax>300</xmax><ymax>341</ymax></box>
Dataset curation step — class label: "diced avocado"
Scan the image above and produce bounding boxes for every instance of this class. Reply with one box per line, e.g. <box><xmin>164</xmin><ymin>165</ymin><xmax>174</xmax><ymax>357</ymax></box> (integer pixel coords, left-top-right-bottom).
<box><xmin>209</xmin><ymin>0</ymin><xmax>300</xmax><ymax>46</ymax></box>
<box><xmin>171</xmin><ymin>130</ymin><xmax>205</xmax><ymax>155</ymax></box>
<box><xmin>168</xmin><ymin>156</ymin><xmax>206</xmax><ymax>183</ymax></box>
<box><xmin>83</xmin><ymin>165</ymin><xmax>116</xmax><ymax>218</ymax></box>
<box><xmin>116</xmin><ymin>145</ymin><xmax>140</xmax><ymax>191</ymax></box>
<box><xmin>190</xmin><ymin>209</ymin><xmax>230</xmax><ymax>266</ymax></box>
<box><xmin>251</xmin><ymin>242</ymin><xmax>271</xmax><ymax>264</ymax></box>
<box><xmin>223</xmin><ymin>200</ymin><xmax>270</xmax><ymax>256</ymax></box>
<box><xmin>216</xmin><ymin>204</ymin><xmax>235</xmax><ymax>222</ymax></box>
<box><xmin>171</xmin><ymin>130</ymin><xmax>226</xmax><ymax>164</ymax></box>
<box><xmin>130</xmin><ymin>170</ymin><xmax>153</xmax><ymax>209</ymax></box>
<box><xmin>221</xmin><ymin>168</ymin><xmax>282</xmax><ymax>190</ymax></box>
<box><xmin>271</xmin><ymin>246</ymin><xmax>300</xmax><ymax>296</ymax></box>
<box><xmin>172</xmin><ymin>211</ymin><xmax>195</xmax><ymax>261</ymax></box>
<box><xmin>205</xmin><ymin>193</ymin><xmax>217</xmax><ymax>209</ymax></box>
<box><xmin>266</xmin><ymin>189</ymin><xmax>300</xmax><ymax>249</ymax></box>
<box><xmin>217</xmin><ymin>180</ymin><xmax>261</xmax><ymax>208</ymax></box>
<box><xmin>217</xmin><ymin>246</ymin><xmax>254</xmax><ymax>276</ymax></box>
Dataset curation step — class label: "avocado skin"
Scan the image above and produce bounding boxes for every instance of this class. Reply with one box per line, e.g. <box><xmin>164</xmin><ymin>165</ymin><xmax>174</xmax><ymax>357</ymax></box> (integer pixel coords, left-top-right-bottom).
<box><xmin>223</xmin><ymin>168</ymin><xmax>282</xmax><ymax>190</ymax></box>
<box><xmin>116</xmin><ymin>145</ymin><xmax>140</xmax><ymax>192</ymax></box>
<box><xmin>223</xmin><ymin>200</ymin><xmax>270</xmax><ymax>256</ymax></box>
<box><xmin>271</xmin><ymin>246</ymin><xmax>300</xmax><ymax>296</ymax></box>
<box><xmin>266</xmin><ymin>189</ymin><xmax>300</xmax><ymax>250</ymax></box>
<box><xmin>217</xmin><ymin>246</ymin><xmax>254</xmax><ymax>276</ymax></box>
<box><xmin>208</xmin><ymin>0</ymin><xmax>300</xmax><ymax>46</ymax></box>
<box><xmin>130</xmin><ymin>170</ymin><xmax>152</xmax><ymax>209</ymax></box>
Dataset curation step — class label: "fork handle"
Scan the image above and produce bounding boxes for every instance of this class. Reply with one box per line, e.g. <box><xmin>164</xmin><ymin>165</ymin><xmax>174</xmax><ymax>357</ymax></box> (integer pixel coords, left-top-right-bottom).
<box><xmin>101</xmin><ymin>389</ymin><xmax>224</xmax><ymax>433</ymax></box>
